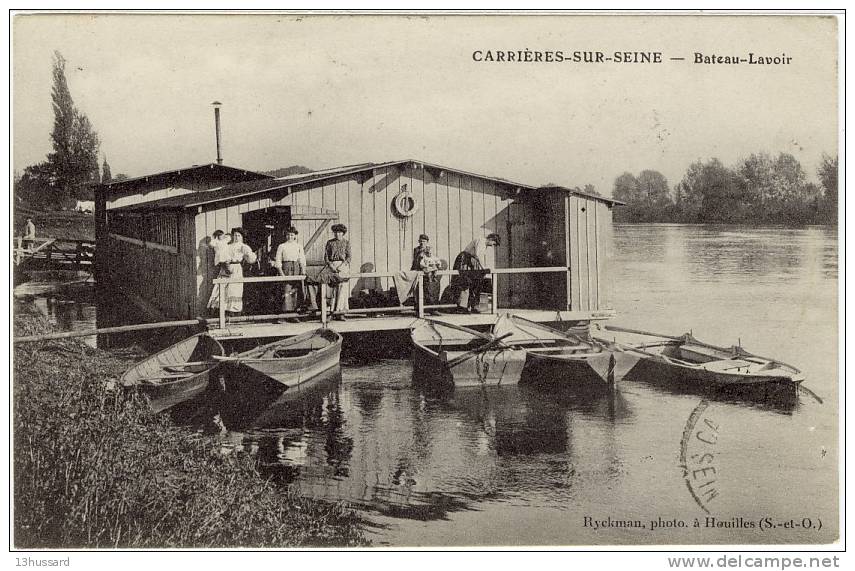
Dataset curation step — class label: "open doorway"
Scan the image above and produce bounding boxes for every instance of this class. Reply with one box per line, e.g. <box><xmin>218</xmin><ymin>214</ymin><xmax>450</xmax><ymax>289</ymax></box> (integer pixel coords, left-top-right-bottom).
<box><xmin>241</xmin><ymin>206</ymin><xmax>292</xmax><ymax>313</ymax></box>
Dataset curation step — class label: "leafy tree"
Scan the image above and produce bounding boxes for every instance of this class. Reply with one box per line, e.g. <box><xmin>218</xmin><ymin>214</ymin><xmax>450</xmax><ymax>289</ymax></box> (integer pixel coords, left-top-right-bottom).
<box><xmin>736</xmin><ymin>153</ymin><xmax>774</xmax><ymax>209</ymax></box>
<box><xmin>582</xmin><ymin>183</ymin><xmax>601</xmax><ymax>197</ymax></box>
<box><xmin>101</xmin><ymin>157</ymin><xmax>112</xmax><ymax>183</ymax></box>
<box><xmin>612</xmin><ymin>172</ymin><xmax>638</xmax><ymax>204</ymax></box>
<box><xmin>674</xmin><ymin>158</ymin><xmax>745</xmax><ymax>222</ymax></box>
<box><xmin>818</xmin><ymin>154</ymin><xmax>838</xmax><ymax>223</ymax></box>
<box><xmin>636</xmin><ymin>170</ymin><xmax>671</xmax><ymax>210</ymax></box>
<box><xmin>20</xmin><ymin>51</ymin><xmax>100</xmax><ymax>207</ymax></box>
<box><xmin>112</xmin><ymin>173</ymin><xmax>130</xmax><ymax>182</ymax></box>
<box><xmin>612</xmin><ymin>170</ymin><xmax>672</xmax><ymax>222</ymax></box>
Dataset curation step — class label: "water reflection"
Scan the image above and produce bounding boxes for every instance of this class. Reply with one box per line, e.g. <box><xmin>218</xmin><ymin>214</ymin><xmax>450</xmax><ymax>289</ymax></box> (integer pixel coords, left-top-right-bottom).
<box><xmin>13</xmin><ymin>225</ymin><xmax>838</xmax><ymax>543</ymax></box>
<box><xmin>213</xmin><ymin>363</ymin><xmax>632</xmax><ymax>520</ymax></box>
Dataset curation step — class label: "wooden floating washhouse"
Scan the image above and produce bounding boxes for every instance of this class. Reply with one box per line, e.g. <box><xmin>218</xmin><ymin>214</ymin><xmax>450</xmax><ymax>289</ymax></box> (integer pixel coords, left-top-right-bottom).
<box><xmin>94</xmin><ymin>159</ymin><xmax>622</xmax><ymax>339</ymax></box>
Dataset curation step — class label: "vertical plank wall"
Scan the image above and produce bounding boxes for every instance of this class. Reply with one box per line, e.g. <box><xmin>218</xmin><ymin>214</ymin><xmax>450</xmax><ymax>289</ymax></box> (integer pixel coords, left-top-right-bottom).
<box><xmin>188</xmin><ymin>165</ymin><xmax>616</xmax><ymax>315</ymax></box>
<box><xmin>567</xmin><ymin>195</ymin><xmax>612</xmax><ymax>311</ymax></box>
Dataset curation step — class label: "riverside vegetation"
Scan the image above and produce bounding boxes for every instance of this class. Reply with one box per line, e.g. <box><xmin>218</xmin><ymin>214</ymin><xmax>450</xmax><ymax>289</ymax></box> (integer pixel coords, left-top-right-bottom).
<box><xmin>13</xmin><ymin>301</ymin><xmax>368</xmax><ymax>548</ymax></box>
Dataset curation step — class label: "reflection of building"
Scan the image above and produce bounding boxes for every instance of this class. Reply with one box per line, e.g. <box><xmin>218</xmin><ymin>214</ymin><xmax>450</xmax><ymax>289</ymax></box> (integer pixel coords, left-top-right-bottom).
<box><xmin>95</xmin><ymin>160</ymin><xmax>621</xmax><ymax>323</ymax></box>
<box><xmin>251</xmin><ymin>375</ymin><xmax>629</xmax><ymax>519</ymax></box>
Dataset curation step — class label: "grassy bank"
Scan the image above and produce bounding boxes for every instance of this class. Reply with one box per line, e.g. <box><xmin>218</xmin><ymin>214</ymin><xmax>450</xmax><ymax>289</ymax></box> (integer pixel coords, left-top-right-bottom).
<box><xmin>13</xmin><ymin>301</ymin><xmax>368</xmax><ymax>548</ymax></box>
<box><xmin>14</xmin><ymin>208</ymin><xmax>94</xmax><ymax>241</ymax></box>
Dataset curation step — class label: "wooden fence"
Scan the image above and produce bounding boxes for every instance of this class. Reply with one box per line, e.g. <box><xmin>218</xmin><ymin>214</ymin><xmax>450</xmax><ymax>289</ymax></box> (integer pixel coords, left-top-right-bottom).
<box><xmin>14</xmin><ymin>237</ymin><xmax>95</xmax><ymax>271</ymax></box>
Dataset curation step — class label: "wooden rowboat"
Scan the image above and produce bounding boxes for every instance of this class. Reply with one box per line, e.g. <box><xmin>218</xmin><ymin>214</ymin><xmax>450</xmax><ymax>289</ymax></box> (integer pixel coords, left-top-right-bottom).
<box><xmin>604</xmin><ymin>325</ymin><xmax>804</xmax><ymax>394</ymax></box>
<box><xmin>121</xmin><ymin>333</ymin><xmax>225</xmax><ymax>413</ymax></box>
<box><xmin>410</xmin><ymin>314</ymin><xmax>632</xmax><ymax>389</ymax></box>
<box><xmin>494</xmin><ymin>315</ymin><xmax>639</xmax><ymax>390</ymax></box>
<box><xmin>411</xmin><ymin>318</ymin><xmax>528</xmax><ymax>387</ymax></box>
<box><xmin>216</xmin><ymin>328</ymin><xmax>342</xmax><ymax>388</ymax></box>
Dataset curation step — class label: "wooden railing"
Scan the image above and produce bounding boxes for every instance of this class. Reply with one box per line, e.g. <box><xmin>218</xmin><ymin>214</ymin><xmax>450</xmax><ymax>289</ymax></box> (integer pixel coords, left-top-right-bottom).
<box><xmin>14</xmin><ymin>237</ymin><xmax>95</xmax><ymax>268</ymax></box>
<box><xmin>211</xmin><ymin>266</ymin><xmax>568</xmax><ymax>330</ymax></box>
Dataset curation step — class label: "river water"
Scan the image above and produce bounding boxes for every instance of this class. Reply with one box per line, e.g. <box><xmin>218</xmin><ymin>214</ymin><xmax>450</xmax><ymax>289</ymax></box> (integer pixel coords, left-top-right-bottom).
<box><xmin>16</xmin><ymin>224</ymin><xmax>840</xmax><ymax>546</ymax></box>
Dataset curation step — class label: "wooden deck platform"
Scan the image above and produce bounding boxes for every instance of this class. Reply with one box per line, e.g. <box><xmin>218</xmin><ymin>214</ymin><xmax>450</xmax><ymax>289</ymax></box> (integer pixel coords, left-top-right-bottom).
<box><xmin>208</xmin><ymin>309</ymin><xmax>615</xmax><ymax>340</ymax></box>
<box><xmin>14</xmin><ymin>238</ymin><xmax>95</xmax><ymax>272</ymax></box>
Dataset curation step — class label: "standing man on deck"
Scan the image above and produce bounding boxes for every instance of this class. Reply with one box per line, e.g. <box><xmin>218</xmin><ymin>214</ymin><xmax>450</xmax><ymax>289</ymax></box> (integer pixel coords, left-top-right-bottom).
<box><xmin>451</xmin><ymin>233</ymin><xmax>501</xmax><ymax>313</ymax></box>
<box><xmin>21</xmin><ymin>217</ymin><xmax>36</xmax><ymax>251</ymax></box>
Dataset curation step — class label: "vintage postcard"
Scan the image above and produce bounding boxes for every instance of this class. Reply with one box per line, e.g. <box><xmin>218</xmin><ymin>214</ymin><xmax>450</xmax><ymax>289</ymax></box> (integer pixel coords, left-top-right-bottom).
<box><xmin>9</xmin><ymin>10</ymin><xmax>842</xmax><ymax>557</ymax></box>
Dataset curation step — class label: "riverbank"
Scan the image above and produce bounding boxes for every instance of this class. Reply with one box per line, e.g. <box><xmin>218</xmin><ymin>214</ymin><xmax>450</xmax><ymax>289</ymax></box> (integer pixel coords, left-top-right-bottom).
<box><xmin>13</xmin><ymin>301</ymin><xmax>369</xmax><ymax>548</ymax></box>
<box><xmin>14</xmin><ymin>208</ymin><xmax>94</xmax><ymax>241</ymax></box>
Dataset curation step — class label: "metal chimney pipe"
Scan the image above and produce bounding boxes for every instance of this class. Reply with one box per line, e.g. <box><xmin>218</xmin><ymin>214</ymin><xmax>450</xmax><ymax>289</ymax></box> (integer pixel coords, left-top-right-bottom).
<box><xmin>212</xmin><ymin>101</ymin><xmax>223</xmax><ymax>165</ymax></box>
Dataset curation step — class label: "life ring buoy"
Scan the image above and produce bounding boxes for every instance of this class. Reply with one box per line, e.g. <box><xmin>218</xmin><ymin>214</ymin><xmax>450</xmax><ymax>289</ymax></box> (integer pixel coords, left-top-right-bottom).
<box><xmin>393</xmin><ymin>189</ymin><xmax>419</xmax><ymax>217</ymax></box>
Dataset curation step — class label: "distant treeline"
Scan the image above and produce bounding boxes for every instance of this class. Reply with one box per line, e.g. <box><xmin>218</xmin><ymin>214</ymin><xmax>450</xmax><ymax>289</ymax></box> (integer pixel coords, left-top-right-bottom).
<box><xmin>612</xmin><ymin>153</ymin><xmax>838</xmax><ymax>225</ymax></box>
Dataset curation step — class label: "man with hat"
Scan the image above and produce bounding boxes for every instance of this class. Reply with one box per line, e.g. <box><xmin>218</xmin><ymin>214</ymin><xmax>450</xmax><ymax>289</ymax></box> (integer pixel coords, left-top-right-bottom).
<box><xmin>411</xmin><ymin>233</ymin><xmax>443</xmax><ymax>314</ymax></box>
<box><xmin>411</xmin><ymin>234</ymin><xmax>432</xmax><ymax>271</ymax></box>
<box><xmin>451</xmin><ymin>232</ymin><xmax>501</xmax><ymax>313</ymax></box>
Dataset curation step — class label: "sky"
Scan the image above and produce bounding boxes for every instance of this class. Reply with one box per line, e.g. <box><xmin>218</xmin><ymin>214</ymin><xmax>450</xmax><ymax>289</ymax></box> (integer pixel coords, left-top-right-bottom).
<box><xmin>12</xmin><ymin>13</ymin><xmax>839</xmax><ymax>195</ymax></box>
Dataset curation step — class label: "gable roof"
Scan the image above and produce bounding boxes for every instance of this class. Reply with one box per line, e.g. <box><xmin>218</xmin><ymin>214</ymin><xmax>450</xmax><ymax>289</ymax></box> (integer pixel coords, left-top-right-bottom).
<box><xmin>97</xmin><ymin>163</ymin><xmax>272</xmax><ymax>194</ymax></box>
<box><xmin>112</xmin><ymin>159</ymin><xmax>623</xmax><ymax>211</ymax></box>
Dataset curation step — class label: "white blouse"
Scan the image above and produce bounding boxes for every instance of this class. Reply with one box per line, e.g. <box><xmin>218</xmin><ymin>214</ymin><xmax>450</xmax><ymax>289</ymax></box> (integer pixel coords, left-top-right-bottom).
<box><xmin>273</xmin><ymin>241</ymin><xmax>307</xmax><ymax>269</ymax></box>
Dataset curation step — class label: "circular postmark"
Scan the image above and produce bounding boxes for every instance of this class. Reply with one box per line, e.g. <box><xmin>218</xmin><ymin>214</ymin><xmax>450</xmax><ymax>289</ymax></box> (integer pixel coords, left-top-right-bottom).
<box><xmin>679</xmin><ymin>400</ymin><xmax>720</xmax><ymax>514</ymax></box>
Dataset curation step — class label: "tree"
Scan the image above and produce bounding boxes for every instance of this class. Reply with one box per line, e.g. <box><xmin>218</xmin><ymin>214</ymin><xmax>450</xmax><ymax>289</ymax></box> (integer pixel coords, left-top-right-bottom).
<box><xmin>112</xmin><ymin>173</ymin><xmax>130</xmax><ymax>182</ymax></box>
<box><xmin>20</xmin><ymin>51</ymin><xmax>100</xmax><ymax>207</ymax></box>
<box><xmin>582</xmin><ymin>184</ymin><xmax>601</xmax><ymax>197</ymax></box>
<box><xmin>636</xmin><ymin>170</ymin><xmax>671</xmax><ymax>210</ymax></box>
<box><xmin>736</xmin><ymin>153</ymin><xmax>774</xmax><ymax>210</ymax></box>
<box><xmin>612</xmin><ymin>172</ymin><xmax>639</xmax><ymax>204</ymax></box>
<box><xmin>612</xmin><ymin>170</ymin><xmax>672</xmax><ymax>222</ymax></box>
<box><xmin>101</xmin><ymin>157</ymin><xmax>112</xmax><ymax>183</ymax></box>
<box><xmin>674</xmin><ymin>160</ymin><xmax>706</xmax><ymax>222</ymax></box>
<box><xmin>674</xmin><ymin>158</ymin><xmax>745</xmax><ymax>222</ymax></box>
<box><xmin>818</xmin><ymin>154</ymin><xmax>838</xmax><ymax>223</ymax></box>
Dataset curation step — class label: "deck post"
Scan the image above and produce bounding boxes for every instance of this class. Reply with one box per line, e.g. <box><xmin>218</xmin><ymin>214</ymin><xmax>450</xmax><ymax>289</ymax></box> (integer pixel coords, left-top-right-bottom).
<box><xmin>320</xmin><ymin>283</ymin><xmax>328</xmax><ymax>325</ymax></box>
<box><xmin>218</xmin><ymin>283</ymin><xmax>226</xmax><ymax>329</ymax></box>
<box><xmin>491</xmin><ymin>272</ymin><xmax>498</xmax><ymax>314</ymax></box>
<box><xmin>417</xmin><ymin>274</ymin><xmax>424</xmax><ymax>318</ymax></box>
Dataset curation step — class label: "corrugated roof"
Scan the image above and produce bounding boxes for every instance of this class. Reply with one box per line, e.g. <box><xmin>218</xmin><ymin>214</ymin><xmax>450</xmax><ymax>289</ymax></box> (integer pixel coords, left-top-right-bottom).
<box><xmin>112</xmin><ymin>159</ymin><xmax>623</xmax><ymax>211</ymax></box>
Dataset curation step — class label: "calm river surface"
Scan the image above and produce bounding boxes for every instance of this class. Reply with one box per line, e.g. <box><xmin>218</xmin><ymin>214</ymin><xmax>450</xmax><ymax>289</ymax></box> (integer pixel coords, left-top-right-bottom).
<box><xmin>223</xmin><ymin>224</ymin><xmax>840</xmax><ymax>546</ymax></box>
<box><xmin>16</xmin><ymin>224</ymin><xmax>840</xmax><ymax>546</ymax></box>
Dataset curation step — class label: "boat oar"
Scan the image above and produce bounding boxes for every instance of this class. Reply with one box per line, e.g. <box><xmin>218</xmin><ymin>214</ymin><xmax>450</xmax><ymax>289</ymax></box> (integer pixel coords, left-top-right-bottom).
<box><xmin>596</xmin><ymin>337</ymin><xmax>700</xmax><ymax>367</ymax></box>
<box><xmin>604</xmin><ymin>324</ymin><xmax>684</xmax><ymax>341</ymax></box>
<box><xmin>425</xmin><ymin>317</ymin><xmax>495</xmax><ymax>341</ymax></box>
<box><xmin>446</xmin><ymin>333</ymin><xmax>514</xmax><ymax>368</ymax></box>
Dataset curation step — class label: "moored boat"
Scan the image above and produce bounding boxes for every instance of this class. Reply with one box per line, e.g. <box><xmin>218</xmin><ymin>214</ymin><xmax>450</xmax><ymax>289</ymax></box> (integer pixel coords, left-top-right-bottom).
<box><xmin>410</xmin><ymin>314</ymin><xmax>632</xmax><ymax>389</ymax></box>
<box><xmin>494</xmin><ymin>314</ymin><xmax>638</xmax><ymax>391</ymax></box>
<box><xmin>605</xmin><ymin>325</ymin><xmax>804</xmax><ymax>398</ymax></box>
<box><xmin>410</xmin><ymin>318</ymin><xmax>528</xmax><ymax>387</ymax></box>
<box><xmin>121</xmin><ymin>333</ymin><xmax>225</xmax><ymax>413</ymax></box>
<box><xmin>217</xmin><ymin>328</ymin><xmax>342</xmax><ymax>388</ymax></box>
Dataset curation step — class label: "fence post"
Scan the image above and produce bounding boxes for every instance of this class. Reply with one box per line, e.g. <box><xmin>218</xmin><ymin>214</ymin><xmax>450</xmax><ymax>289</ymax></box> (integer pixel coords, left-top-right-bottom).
<box><xmin>218</xmin><ymin>282</ymin><xmax>226</xmax><ymax>329</ymax></box>
<box><xmin>491</xmin><ymin>271</ymin><xmax>498</xmax><ymax>314</ymax></box>
<box><xmin>320</xmin><ymin>283</ymin><xmax>328</xmax><ymax>326</ymax></box>
<box><xmin>417</xmin><ymin>274</ymin><xmax>424</xmax><ymax>318</ymax></box>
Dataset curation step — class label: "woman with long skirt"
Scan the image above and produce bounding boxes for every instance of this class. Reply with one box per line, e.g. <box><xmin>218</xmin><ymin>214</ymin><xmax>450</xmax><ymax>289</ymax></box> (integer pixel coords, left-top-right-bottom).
<box><xmin>316</xmin><ymin>223</ymin><xmax>351</xmax><ymax>321</ymax></box>
<box><xmin>207</xmin><ymin>227</ymin><xmax>257</xmax><ymax>317</ymax></box>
